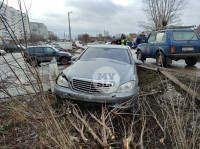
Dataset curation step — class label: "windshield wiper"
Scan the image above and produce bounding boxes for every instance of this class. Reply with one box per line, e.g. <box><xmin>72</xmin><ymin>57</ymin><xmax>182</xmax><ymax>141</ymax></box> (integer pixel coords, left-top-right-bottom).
<box><xmin>188</xmin><ymin>35</ymin><xmax>194</xmax><ymax>41</ymax></box>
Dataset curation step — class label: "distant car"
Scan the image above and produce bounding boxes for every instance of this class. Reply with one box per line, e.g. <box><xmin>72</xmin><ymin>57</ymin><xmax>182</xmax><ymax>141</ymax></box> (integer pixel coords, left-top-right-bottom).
<box><xmin>25</xmin><ymin>45</ymin><xmax>72</xmax><ymax>66</ymax></box>
<box><xmin>136</xmin><ymin>28</ymin><xmax>200</xmax><ymax>66</ymax></box>
<box><xmin>72</xmin><ymin>43</ymin><xmax>77</xmax><ymax>49</ymax></box>
<box><xmin>4</xmin><ymin>45</ymin><xmax>25</xmax><ymax>53</ymax></box>
<box><xmin>0</xmin><ymin>49</ymin><xmax>6</xmax><ymax>55</ymax></box>
<box><xmin>54</xmin><ymin>45</ymin><xmax>139</xmax><ymax>108</ymax></box>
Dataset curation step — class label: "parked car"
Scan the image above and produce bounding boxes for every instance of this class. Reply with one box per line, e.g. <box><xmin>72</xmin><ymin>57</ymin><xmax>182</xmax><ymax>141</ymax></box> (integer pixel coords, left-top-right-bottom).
<box><xmin>4</xmin><ymin>45</ymin><xmax>25</xmax><ymax>53</ymax></box>
<box><xmin>0</xmin><ymin>49</ymin><xmax>6</xmax><ymax>55</ymax></box>
<box><xmin>25</xmin><ymin>45</ymin><xmax>72</xmax><ymax>66</ymax></box>
<box><xmin>136</xmin><ymin>28</ymin><xmax>200</xmax><ymax>66</ymax></box>
<box><xmin>54</xmin><ymin>45</ymin><xmax>139</xmax><ymax>108</ymax></box>
<box><xmin>72</xmin><ymin>43</ymin><xmax>77</xmax><ymax>49</ymax></box>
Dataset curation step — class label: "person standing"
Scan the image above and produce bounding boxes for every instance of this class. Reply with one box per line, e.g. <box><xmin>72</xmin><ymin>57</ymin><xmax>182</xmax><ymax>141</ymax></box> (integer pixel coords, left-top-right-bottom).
<box><xmin>121</xmin><ymin>34</ymin><xmax>128</xmax><ymax>46</ymax></box>
<box><xmin>115</xmin><ymin>38</ymin><xmax>121</xmax><ymax>45</ymax></box>
<box><xmin>135</xmin><ymin>32</ymin><xmax>147</xmax><ymax>47</ymax></box>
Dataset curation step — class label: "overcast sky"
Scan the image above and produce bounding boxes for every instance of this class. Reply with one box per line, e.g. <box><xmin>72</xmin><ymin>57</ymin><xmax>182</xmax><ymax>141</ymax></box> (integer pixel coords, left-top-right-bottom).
<box><xmin>8</xmin><ymin>0</ymin><xmax>200</xmax><ymax>39</ymax></box>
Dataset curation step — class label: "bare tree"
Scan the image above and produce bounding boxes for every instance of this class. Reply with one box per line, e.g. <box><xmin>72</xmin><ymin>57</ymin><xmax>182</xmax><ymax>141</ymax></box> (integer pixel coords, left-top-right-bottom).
<box><xmin>28</xmin><ymin>33</ymin><xmax>46</xmax><ymax>43</ymax></box>
<box><xmin>142</xmin><ymin>0</ymin><xmax>186</xmax><ymax>30</ymax></box>
<box><xmin>78</xmin><ymin>34</ymin><xmax>90</xmax><ymax>43</ymax></box>
<box><xmin>49</xmin><ymin>34</ymin><xmax>58</xmax><ymax>41</ymax></box>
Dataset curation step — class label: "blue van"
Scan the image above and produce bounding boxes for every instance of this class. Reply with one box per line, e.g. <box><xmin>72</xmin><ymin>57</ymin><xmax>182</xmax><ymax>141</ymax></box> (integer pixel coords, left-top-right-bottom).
<box><xmin>136</xmin><ymin>28</ymin><xmax>200</xmax><ymax>66</ymax></box>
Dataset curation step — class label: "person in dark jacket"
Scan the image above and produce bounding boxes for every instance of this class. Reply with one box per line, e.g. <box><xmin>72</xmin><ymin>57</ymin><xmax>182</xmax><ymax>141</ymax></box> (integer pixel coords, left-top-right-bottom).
<box><xmin>135</xmin><ymin>32</ymin><xmax>147</xmax><ymax>47</ymax></box>
<box><xmin>115</xmin><ymin>38</ymin><xmax>121</xmax><ymax>45</ymax></box>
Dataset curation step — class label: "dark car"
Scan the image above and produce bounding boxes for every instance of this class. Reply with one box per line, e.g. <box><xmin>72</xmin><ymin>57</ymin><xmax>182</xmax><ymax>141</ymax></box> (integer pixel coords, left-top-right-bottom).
<box><xmin>4</xmin><ymin>45</ymin><xmax>25</xmax><ymax>53</ymax></box>
<box><xmin>54</xmin><ymin>45</ymin><xmax>139</xmax><ymax>108</ymax></box>
<box><xmin>25</xmin><ymin>45</ymin><xmax>72</xmax><ymax>66</ymax></box>
<box><xmin>136</xmin><ymin>28</ymin><xmax>200</xmax><ymax>66</ymax></box>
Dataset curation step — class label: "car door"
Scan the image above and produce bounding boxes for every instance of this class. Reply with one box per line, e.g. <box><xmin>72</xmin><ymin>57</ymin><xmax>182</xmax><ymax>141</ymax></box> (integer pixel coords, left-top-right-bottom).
<box><xmin>154</xmin><ymin>32</ymin><xmax>167</xmax><ymax>55</ymax></box>
<box><xmin>35</xmin><ymin>47</ymin><xmax>45</xmax><ymax>62</ymax></box>
<box><xmin>44</xmin><ymin>47</ymin><xmax>56</xmax><ymax>61</ymax></box>
<box><xmin>143</xmin><ymin>33</ymin><xmax>157</xmax><ymax>57</ymax></box>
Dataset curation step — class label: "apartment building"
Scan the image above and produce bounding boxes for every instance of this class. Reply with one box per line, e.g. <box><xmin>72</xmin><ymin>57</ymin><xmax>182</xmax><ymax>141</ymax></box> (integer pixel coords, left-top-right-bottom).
<box><xmin>29</xmin><ymin>22</ymin><xmax>48</xmax><ymax>40</ymax></box>
<box><xmin>0</xmin><ymin>1</ymin><xmax>30</xmax><ymax>44</ymax></box>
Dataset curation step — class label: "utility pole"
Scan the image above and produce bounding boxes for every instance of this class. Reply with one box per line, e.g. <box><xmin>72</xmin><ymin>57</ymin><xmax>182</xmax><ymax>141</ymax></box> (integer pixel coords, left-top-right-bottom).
<box><xmin>68</xmin><ymin>11</ymin><xmax>72</xmax><ymax>42</ymax></box>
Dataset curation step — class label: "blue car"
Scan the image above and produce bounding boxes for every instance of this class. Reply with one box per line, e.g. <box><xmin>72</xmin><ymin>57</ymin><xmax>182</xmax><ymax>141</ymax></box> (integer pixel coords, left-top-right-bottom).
<box><xmin>136</xmin><ymin>28</ymin><xmax>200</xmax><ymax>66</ymax></box>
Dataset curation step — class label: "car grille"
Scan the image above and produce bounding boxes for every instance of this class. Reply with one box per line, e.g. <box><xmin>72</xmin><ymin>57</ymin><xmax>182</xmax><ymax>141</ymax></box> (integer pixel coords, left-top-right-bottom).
<box><xmin>72</xmin><ymin>78</ymin><xmax>112</xmax><ymax>93</ymax></box>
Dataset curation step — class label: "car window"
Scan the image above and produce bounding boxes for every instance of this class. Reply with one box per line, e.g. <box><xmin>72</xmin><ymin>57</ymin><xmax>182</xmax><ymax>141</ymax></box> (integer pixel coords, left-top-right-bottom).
<box><xmin>44</xmin><ymin>47</ymin><xmax>54</xmax><ymax>53</ymax></box>
<box><xmin>79</xmin><ymin>48</ymin><xmax>130</xmax><ymax>64</ymax></box>
<box><xmin>173</xmin><ymin>31</ymin><xmax>199</xmax><ymax>41</ymax></box>
<box><xmin>52</xmin><ymin>47</ymin><xmax>59</xmax><ymax>52</ymax></box>
<box><xmin>28</xmin><ymin>47</ymin><xmax>34</xmax><ymax>53</ymax></box>
<box><xmin>36</xmin><ymin>47</ymin><xmax>44</xmax><ymax>53</ymax></box>
<box><xmin>148</xmin><ymin>34</ymin><xmax>156</xmax><ymax>43</ymax></box>
<box><xmin>156</xmin><ymin>32</ymin><xmax>166</xmax><ymax>43</ymax></box>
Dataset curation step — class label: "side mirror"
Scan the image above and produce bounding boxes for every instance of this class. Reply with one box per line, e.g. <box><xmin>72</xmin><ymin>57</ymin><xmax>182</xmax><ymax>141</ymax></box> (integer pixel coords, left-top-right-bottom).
<box><xmin>53</xmin><ymin>51</ymin><xmax>56</xmax><ymax>54</ymax></box>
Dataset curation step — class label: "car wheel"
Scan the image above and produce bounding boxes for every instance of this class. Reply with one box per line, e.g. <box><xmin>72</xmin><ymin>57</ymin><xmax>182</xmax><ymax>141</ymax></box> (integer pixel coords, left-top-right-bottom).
<box><xmin>185</xmin><ymin>58</ymin><xmax>197</xmax><ymax>66</ymax></box>
<box><xmin>156</xmin><ymin>52</ymin><xmax>167</xmax><ymax>67</ymax></box>
<box><xmin>137</xmin><ymin>50</ymin><xmax>145</xmax><ymax>62</ymax></box>
<box><xmin>60</xmin><ymin>57</ymin><xmax>68</xmax><ymax>65</ymax></box>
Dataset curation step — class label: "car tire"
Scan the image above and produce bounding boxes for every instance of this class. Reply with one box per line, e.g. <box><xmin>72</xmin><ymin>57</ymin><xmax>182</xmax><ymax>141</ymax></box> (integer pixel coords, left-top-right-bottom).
<box><xmin>185</xmin><ymin>58</ymin><xmax>197</xmax><ymax>66</ymax></box>
<box><xmin>60</xmin><ymin>57</ymin><xmax>68</xmax><ymax>65</ymax></box>
<box><xmin>137</xmin><ymin>50</ymin><xmax>145</xmax><ymax>62</ymax></box>
<box><xmin>156</xmin><ymin>52</ymin><xmax>167</xmax><ymax>67</ymax></box>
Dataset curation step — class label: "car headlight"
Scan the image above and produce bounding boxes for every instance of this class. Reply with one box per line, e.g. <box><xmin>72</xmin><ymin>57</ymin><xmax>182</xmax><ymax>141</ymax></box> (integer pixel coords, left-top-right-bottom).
<box><xmin>56</xmin><ymin>74</ymin><xmax>69</xmax><ymax>88</ymax></box>
<box><xmin>115</xmin><ymin>81</ymin><xmax>136</xmax><ymax>93</ymax></box>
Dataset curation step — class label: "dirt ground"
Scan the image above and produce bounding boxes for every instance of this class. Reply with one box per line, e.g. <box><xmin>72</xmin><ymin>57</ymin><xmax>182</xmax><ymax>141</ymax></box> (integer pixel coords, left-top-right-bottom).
<box><xmin>0</xmin><ymin>67</ymin><xmax>199</xmax><ymax>149</ymax></box>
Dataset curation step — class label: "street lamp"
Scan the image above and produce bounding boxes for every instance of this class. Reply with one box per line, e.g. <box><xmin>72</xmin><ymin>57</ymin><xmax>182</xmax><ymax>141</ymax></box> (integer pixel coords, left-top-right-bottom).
<box><xmin>68</xmin><ymin>11</ymin><xmax>72</xmax><ymax>42</ymax></box>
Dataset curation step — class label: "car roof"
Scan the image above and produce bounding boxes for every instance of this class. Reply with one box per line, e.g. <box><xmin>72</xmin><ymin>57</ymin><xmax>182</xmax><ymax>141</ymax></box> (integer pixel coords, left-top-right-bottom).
<box><xmin>28</xmin><ymin>45</ymin><xmax>53</xmax><ymax>48</ymax></box>
<box><xmin>155</xmin><ymin>28</ymin><xmax>195</xmax><ymax>32</ymax></box>
<box><xmin>88</xmin><ymin>44</ymin><xmax>129</xmax><ymax>49</ymax></box>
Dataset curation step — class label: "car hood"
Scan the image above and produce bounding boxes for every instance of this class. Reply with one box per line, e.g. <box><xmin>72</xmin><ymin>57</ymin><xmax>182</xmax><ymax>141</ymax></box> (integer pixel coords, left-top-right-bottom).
<box><xmin>57</xmin><ymin>51</ymin><xmax>71</xmax><ymax>55</ymax></box>
<box><xmin>63</xmin><ymin>58</ymin><xmax>137</xmax><ymax>85</ymax></box>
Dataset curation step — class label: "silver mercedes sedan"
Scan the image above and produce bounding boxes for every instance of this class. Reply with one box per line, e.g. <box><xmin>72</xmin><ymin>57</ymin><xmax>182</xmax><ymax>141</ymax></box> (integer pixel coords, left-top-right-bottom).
<box><xmin>54</xmin><ymin>45</ymin><xmax>139</xmax><ymax>108</ymax></box>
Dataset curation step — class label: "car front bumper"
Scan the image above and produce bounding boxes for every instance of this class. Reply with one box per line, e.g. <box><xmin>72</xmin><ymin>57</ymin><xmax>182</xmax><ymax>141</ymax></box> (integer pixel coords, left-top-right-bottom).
<box><xmin>54</xmin><ymin>84</ymin><xmax>139</xmax><ymax>105</ymax></box>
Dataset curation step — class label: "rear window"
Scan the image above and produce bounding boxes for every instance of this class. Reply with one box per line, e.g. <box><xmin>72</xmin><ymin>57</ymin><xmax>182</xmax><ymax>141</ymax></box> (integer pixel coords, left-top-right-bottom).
<box><xmin>79</xmin><ymin>48</ymin><xmax>130</xmax><ymax>64</ymax></box>
<box><xmin>173</xmin><ymin>31</ymin><xmax>199</xmax><ymax>41</ymax></box>
<box><xmin>28</xmin><ymin>47</ymin><xmax>34</xmax><ymax>53</ymax></box>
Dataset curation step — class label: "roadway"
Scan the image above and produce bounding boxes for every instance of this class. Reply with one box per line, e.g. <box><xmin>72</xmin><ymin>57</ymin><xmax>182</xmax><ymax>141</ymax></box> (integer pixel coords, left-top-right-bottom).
<box><xmin>131</xmin><ymin>49</ymin><xmax>200</xmax><ymax>77</ymax></box>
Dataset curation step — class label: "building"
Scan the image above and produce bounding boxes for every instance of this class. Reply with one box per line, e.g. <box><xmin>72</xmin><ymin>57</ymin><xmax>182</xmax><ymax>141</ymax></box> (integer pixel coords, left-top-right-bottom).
<box><xmin>29</xmin><ymin>22</ymin><xmax>48</xmax><ymax>40</ymax></box>
<box><xmin>128</xmin><ymin>33</ymin><xmax>138</xmax><ymax>42</ymax></box>
<box><xmin>0</xmin><ymin>1</ymin><xmax>30</xmax><ymax>44</ymax></box>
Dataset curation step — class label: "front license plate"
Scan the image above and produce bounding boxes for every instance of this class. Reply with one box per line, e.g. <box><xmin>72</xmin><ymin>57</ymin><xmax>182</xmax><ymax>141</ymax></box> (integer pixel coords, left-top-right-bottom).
<box><xmin>182</xmin><ymin>47</ymin><xmax>194</xmax><ymax>51</ymax></box>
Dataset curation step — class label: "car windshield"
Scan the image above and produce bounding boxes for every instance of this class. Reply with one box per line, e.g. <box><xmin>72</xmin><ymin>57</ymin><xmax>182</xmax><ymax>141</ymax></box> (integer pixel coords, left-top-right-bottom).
<box><xmin>52</xmin><ymin>47</ymin><xmax>59</xmax><ymax>52</ymax></box>
<box><xmin>79</xmin><ymin>47</ymin><xmax>130</xmax><ymax>64</ymax></box>
<box><xmin>173</xmin><ymin>31</ymin><xmax>199</xmax><ymax>41</ymax></box>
